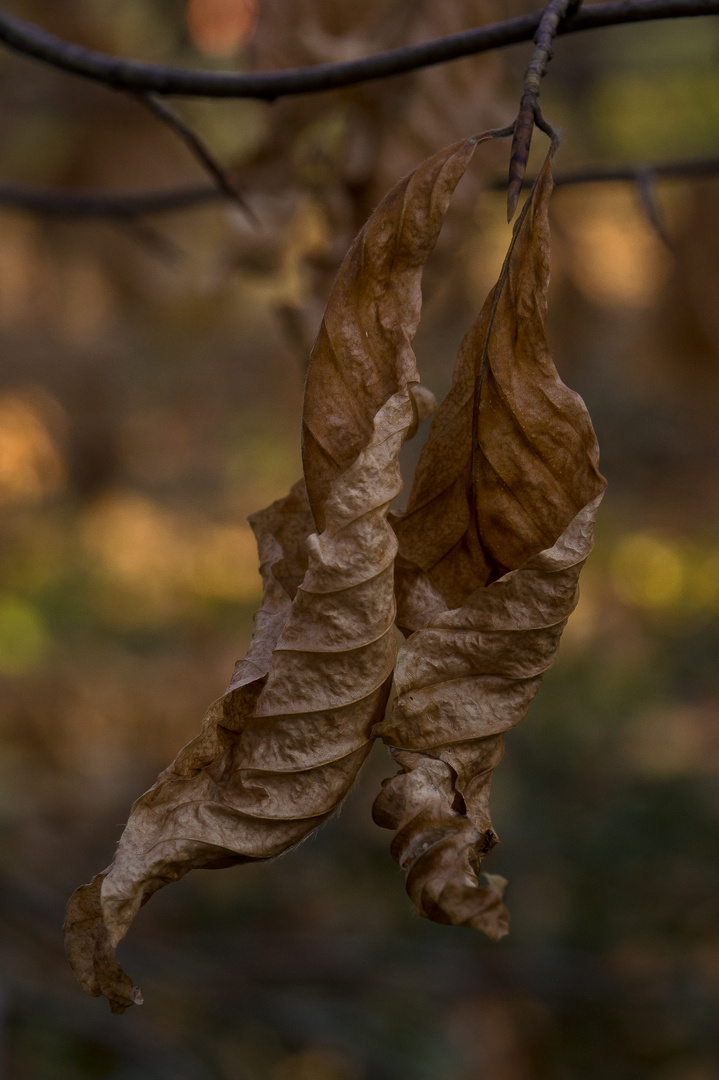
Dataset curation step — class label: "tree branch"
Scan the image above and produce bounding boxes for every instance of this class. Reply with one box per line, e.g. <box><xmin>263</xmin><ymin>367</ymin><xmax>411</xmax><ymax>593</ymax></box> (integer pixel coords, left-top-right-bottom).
<box><xmin>0</xmin><ymin>158</ymin><xmax>716</xmax><ymax>222</ymax></box>
<box><xmin>0</xmin><ymin>181</ymin><xmax>222</xmax><ymax>217</ymax></box>
<box><xmin>507</xmin><ymin>0</ymin><xmax>576</xmax><ymax>220</ymax></box>
<box><xmin>0</xmin><ymin>1</ymin><xmax>716</xmax><ymax>100</ymax></box>
<box><xmin>549</xmin><ymin>157</ymin><xmax>719</xmax><ymax>185</ymax></box>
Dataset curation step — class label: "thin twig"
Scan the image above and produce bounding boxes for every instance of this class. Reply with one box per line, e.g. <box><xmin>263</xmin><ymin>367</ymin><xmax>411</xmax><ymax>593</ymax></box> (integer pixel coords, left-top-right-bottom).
<box><xmin>507</xmin><ymin>0</ymin><xmax>576</xmax><ymax>221</ymax></box>
<box><xmin>0</xmin><ymin>1</ymin><xmax>716</xmax><ymax>99</ymax></box>
<box><xmin>635</xmin><ymin>167</ymin><xmax>674</xmax><ymax>252</ymax></box>
<box><xmin>137</xmin><ymin>92</ymin><xmax>256</xmax><ymax>224</ymax></box>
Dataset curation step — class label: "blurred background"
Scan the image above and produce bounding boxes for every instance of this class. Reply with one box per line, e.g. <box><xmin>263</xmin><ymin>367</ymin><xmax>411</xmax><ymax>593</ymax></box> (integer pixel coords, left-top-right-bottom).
<box><xmin>1</xmin><ymin>1</ymin><xmax>719</xmax><ymax>1077</ymax></box>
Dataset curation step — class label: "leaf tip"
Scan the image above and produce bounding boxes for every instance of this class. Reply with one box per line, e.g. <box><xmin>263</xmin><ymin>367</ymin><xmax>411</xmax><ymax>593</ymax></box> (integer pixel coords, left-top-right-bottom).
<box><xmin>108</xmin><ymin>985</ymin><xmax>144</xmax><ymax>1014</ymax></box>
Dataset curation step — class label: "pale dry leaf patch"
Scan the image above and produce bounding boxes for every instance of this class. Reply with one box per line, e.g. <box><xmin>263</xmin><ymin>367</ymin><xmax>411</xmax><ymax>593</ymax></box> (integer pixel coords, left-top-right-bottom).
<box><xmin>374</xmin><ymin>151</ymin><xmax>607</xmax><ymax>936</ymax></box>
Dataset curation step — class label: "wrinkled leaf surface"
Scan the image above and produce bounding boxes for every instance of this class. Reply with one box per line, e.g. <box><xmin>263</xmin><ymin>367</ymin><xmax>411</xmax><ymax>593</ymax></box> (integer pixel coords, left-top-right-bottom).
<box><xmin>374</xmin><ymin>153</ymin><xmax>607</xmax><ymax>934</ymax></box>
<box><xmin>302</xmin><ymin>136</ymin><xmax>481</xmax><ymax>530</ymax></box>
<box><xmin>393</xmin><ymin>154</ymin><xmax>604</xmax><ymax>612</ymax></box>
<box><xmin>65</xmin><ymin>139</ymin><xmax>478</xmax><ymax>1011</ymax></box>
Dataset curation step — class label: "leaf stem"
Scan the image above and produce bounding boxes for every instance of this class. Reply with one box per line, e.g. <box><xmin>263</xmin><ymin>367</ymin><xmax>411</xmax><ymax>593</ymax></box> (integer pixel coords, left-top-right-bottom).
<box><xmin>507</xmin><ymin>0</ymin><xmax>573</xmax><ymax>221</ymax></box>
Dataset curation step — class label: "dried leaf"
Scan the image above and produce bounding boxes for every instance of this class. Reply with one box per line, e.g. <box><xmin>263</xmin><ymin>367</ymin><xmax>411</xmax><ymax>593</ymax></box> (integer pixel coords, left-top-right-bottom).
<box><xmin>302</xmin><ymin>135</ymin><xmax>483</xmax><ymax>531</ymax></box>
<box><xmin>374</xmin><ymin>153</ymin><xmax>607</xmax><ymax>934</ymax></box>
<box><xmin>65</xmin><ymin>136</ymin><xmax>482</xmax><ymax>1011</ymax></box>
<box><xmin>65</xmin><ymin>135</ymin><xmax>606</xmax><ymax>1005</ymax></box>
<box><xmin>67</xmin><ymin>376</ymin><xmax>419</xmax><ymax>1008</ymax></box>
<box><xmin>64</xmin><ymin>481</ymin><xmax>312</xmax><ymax>1011</ymax></box>
<box><xmin>393</xmin><ymin>153</ymin><xmax>605</xmax><ymax>613</ymax></box>
<box><xmin>374</xmin><ymin>496</ymin><xmax>602</xmax><ymax>934</ymax></box>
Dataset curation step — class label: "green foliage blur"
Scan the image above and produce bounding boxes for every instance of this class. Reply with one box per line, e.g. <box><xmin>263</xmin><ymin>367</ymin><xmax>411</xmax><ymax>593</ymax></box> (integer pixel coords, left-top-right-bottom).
<box><xmin>1</xmin><ymin>2</ymin><xmax>719</xmax><ymax>1078</ymax></box>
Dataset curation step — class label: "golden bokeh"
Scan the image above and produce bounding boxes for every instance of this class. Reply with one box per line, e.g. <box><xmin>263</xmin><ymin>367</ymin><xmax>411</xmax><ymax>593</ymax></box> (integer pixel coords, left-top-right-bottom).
<box><xmin>186</xmin><ymin>0</ymin><xmax>259</xmax><ymax>57</ymax></box>
<box><xmin>80</xmin><ymin>491</ymin><xmax>262</xmax><ymax>627</ymax></box>
<box><xmin>0</xmin><ymin>390</ymin><xmax>66</xmax><ymax>507</ymax></box>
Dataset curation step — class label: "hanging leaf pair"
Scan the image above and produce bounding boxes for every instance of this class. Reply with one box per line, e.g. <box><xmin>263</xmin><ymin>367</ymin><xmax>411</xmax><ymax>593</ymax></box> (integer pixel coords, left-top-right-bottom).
<box><xmin>65</xmin><ymin>134</ymin><xmax>606</xmax><ymax>1012</ymax></box>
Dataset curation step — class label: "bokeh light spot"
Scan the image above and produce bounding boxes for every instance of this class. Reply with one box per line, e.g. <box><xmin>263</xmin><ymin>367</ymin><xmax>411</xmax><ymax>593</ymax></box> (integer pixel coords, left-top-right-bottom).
<box><xmin>187</xmin><ymin>0</ymin><xmax>258</xmax><ymax>57</ymax></box>
<box><xmin>0</xmin><ymin>595</ymin><xmax>49</xmax><ymax>674</ymax></box>
<box><xmin>80</xmin><ymin>492</ymin><xmax>261</xmax><ymax>628</ymax></box>
<box><xmin>611</xmin><ymin>532</ymin><xmax>685</xmax><ymax>610</ymax></box>
<box><xmin>0</xmin><ymin>390</ymin><xmax>66</xmax><ymax>507</ymax></box>
<box><xmin>557</xmin><ymin>187</ymin><xmax>672</xmax><ymax>308</ymax></box>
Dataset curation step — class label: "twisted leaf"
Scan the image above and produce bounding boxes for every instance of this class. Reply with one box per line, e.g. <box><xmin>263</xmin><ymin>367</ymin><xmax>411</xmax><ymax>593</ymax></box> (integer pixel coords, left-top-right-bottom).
<box><xmin>66</xmin><ymin>378</ymin><xmax>419</xmax><ymax>1010</ymax></box>
<box><xmin>63</xmin><ymin>133</ymin><xmax>480</xmax><ymax>1009</ymax></box>
<box><xmin>393</xmin><ymin>153</ymin><xmax>604</xmax><ymax>614</ymax></box>
<box><xmin>374</xmin><ymin>153</ymin><xmax>607</xmax><ymax>934</ymax></box>
<box><xmin>64</xmin><ymin>481</ymin><xmax>311</xmax><ymax>1011</ymax></box>
<box><xmin>302</xmin><ymin>135</ymin><xmax>482</xmax><ymax>530</ymax></box>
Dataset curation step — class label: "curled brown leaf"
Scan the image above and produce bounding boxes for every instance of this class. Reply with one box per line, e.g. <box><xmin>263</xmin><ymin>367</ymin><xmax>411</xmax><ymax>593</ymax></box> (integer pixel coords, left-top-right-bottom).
<box><xmin>302</xmin><ymin>135</ymin><xmax>482</xmax><ymax>531</ymax></box>
<box><xmin>393</xmin><ymin>152</ymin><xmax>604</xmax><ymax>613</ymax></box>
<box><xmin>65</xmin><ymin>135</ymin><xmax>608</xmax><ymax>1007</ymax></box>
<box><xmin>67</xmin><ymin>380</ymin><xmax>419</xmax><ymax>1010</ymax></box>
<box><xmin>65</xmin><ymin>481</ymin><xmax>312</xmax><ymax>1012</ymax></box>
<box><xmin>65</xmin><ymin>134</ymin><xmax>486</xmax><ymax>1011</ymax></box>
<box><xmin>374</xmin><ymin>152</ymin><xmax>607</xmax><ymax>935</ymax></box>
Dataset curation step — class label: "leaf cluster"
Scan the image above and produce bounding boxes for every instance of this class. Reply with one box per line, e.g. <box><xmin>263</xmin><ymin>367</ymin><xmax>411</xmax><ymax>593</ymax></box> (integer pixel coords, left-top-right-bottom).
<box><xmin>65</xmin><ymin>135</ymin><xmax>605</xmax><ymax>1012</ymax></box>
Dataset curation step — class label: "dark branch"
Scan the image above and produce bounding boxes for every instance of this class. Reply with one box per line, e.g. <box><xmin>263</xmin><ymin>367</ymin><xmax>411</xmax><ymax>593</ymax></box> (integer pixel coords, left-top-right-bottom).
<box><xmin>1</xmin><ymin>158</ymin><xmax>717</xmax><ymax>222</ymax></box>
<box><xmin>488</xmin><ymin>155</ymin><xmax>719</xmax><ymax>204</ymax></box>
<box><xmin>550</xmin><ymin>157</ymin><xmax>719</xmax><ymax>185</ymax></box>
<box><xmin>0</xmin><ymin>181</ymin><xmax>222</xmax><ymax>217</ymax></box>
<box><xmin>137</xmin><ymin>93</ymin><xmax>256</xmax><ymax>223</ymax></box>
<box><xmin>0</xmin><ymin>1</ymin><xmax>717</xmax><ymax>99</ymax></box>
<box><xmin>507</xmin><ymin>0</ymin><xmax>575</xmax><ymax>220</ymax></box>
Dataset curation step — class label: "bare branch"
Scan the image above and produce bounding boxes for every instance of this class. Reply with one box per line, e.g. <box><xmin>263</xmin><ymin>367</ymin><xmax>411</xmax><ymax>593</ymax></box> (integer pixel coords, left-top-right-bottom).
<box><xmin>0</xmin><ymin>181</ymin><xmax>221</xmax><ymax>217</ymax></box>
<box><xmin>137</xmin><ymin>93</ymin><xmax>256</xmax><ymax>224</ymax></box>
<box><xmin>507</xmin><ymin>0</ymin><xmax>576</xmax><ymax>221</ymax></box>
<box><xmin>0</xmin><ymin>157</ymin><xmax>717</xmax><ymax>223</ymax></box>
<box><xmin>548</xmin><ymin>157</ymin><xmax>719</xmax><ymax>186</ymax></box>
<box><xmin>0</xmin><ymin>2</ymin><xmax>716</xmax><ymax>100</ymax></box>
